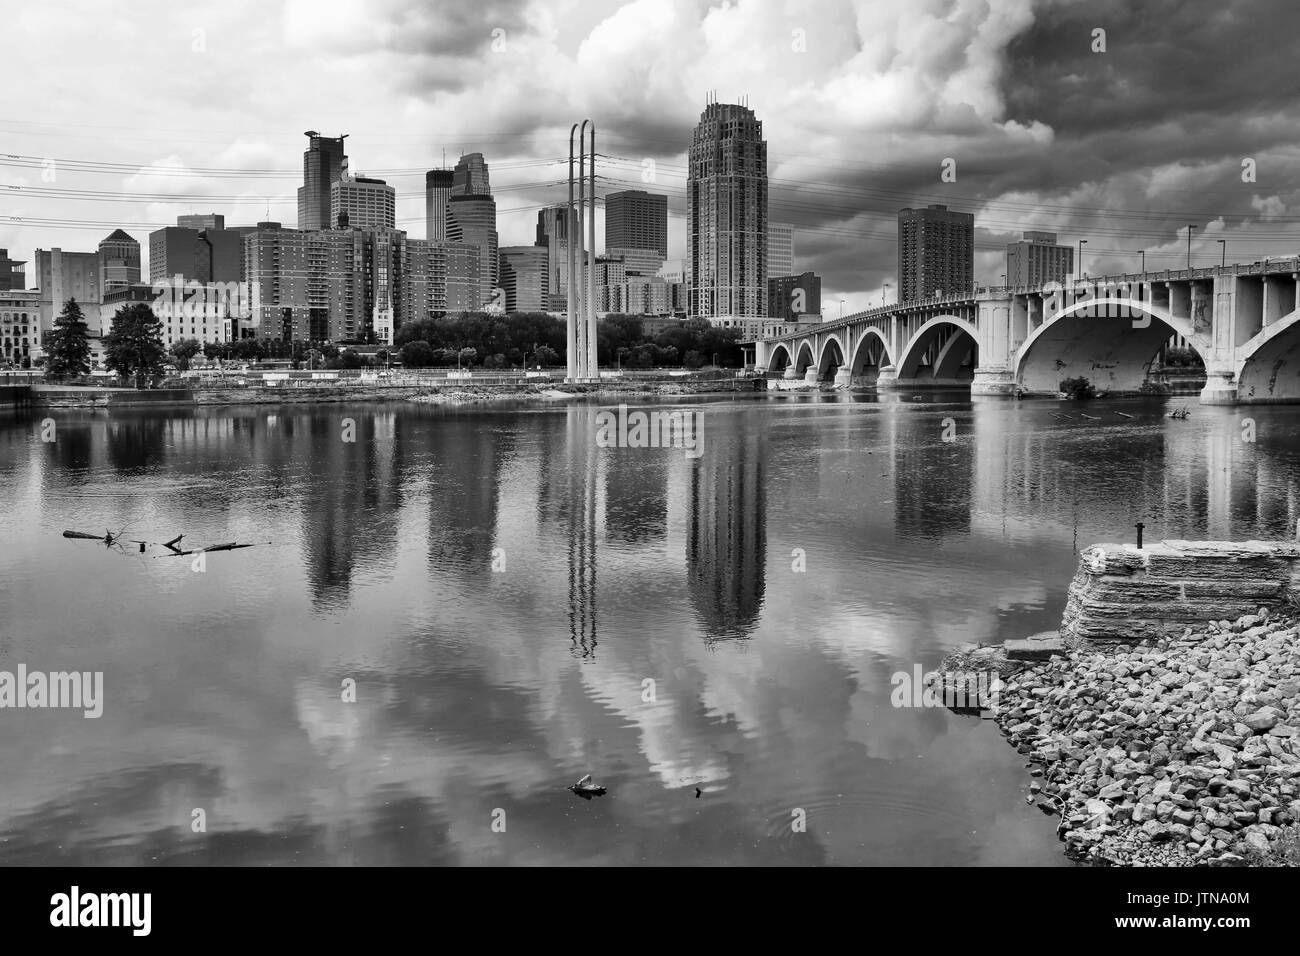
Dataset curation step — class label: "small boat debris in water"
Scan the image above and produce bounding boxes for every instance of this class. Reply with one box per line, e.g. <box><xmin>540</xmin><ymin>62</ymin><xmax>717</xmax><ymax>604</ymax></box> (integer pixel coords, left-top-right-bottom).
<box><xmin>568</xmin><ymin>774</ymin><xmax>606</xmax><ymax>799</ymax></box>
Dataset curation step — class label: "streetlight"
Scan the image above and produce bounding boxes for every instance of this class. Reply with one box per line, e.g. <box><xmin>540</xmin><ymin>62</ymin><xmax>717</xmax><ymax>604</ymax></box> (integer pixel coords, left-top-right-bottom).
<box><xmin>1137</xmin><ymin>250</ymin><xmax>1145</xmax><ymax>273</ymax></box>
<box><xmin>1187</xmin><ymin>224</ymin><xmax>1195</xmax><ymax>269</ymax></box>
<box><xmin>1077</xmin><ymin>239</ymin><xmax>1087</xmax><ymax>279</ymax></box>
<box><xmin>1217</xmin><ymin>239</ymin><xmax>1226</xmax><ymax>268</ymax></box>
<box><xmin>839</xmin><ymin>299</ymin><xmax>845</xmax><ymax>319</ymax></box>
<box><xmin>882</xmin><ymin>282</ymin><xmax>890</xmax><ymax>306</ymax></box>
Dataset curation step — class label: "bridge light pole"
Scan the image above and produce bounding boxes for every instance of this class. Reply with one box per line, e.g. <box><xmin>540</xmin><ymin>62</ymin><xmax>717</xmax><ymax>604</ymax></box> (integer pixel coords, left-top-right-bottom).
<box><xmin>1187</xmin><ymin>224</ymin><xmax>1195</xmax><ymax>270</ymax></box>
<box><xmin>1137</xmin><ymin>250</ymin><xmax>1145</xmax><ymax>273</ymax></box>
<box><xmin>1217</xmin><ymin>239</ymin><xmax>1226</xmax><ymax>268</ymax></box>
<box><xmin>839</xmin><ymin>299</ymin><xmax>845</xmax><ymax>319</ymax></box>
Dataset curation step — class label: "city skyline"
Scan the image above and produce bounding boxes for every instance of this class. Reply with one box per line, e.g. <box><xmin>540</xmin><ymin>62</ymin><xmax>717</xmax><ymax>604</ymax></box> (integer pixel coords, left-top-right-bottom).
<box><xmin>5</xmin><ymin>0</ymin><xmax>1300</xmax><ymax>317</ymax></box>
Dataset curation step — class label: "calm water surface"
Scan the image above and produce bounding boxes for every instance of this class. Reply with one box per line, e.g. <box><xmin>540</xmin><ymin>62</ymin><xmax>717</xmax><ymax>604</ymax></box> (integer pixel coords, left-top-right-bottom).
<box><xmin>2</xmin><ymin>393</ymin><xmax>1299</xmax><ymax>866</ymax></box>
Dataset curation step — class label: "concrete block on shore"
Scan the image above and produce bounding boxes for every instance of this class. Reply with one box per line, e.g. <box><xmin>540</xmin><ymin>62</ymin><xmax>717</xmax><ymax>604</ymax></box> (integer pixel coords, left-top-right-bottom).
<box><xmin>1005</xmin><ymin>633</ymin><xmax>1065</xmax><ymax>660</ymax></box>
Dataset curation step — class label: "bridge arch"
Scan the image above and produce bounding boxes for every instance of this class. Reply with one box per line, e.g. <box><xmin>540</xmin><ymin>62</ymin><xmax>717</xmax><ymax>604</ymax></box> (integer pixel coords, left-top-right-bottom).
<box><xmin>1237</xmin><ymin>310</ymin><xmax>1300</xmax><ymax>403</ymax></box>
<box><xmin>846</xmin><ymin>328</ymin><xmax>893</xmax><ymax>384</ymax></box>
<box><xmin>1015</xmin><ymin>298</ymin><xmax>1206</xmax><ymax>394</ymax></box>
<box><xmin>896</xmin><ymin>316</ymin><xmax>980</xmax><ymax>383</ymax></box>
<box><xmin>767</xmin><ymin>342</ymin><xmax>793</xmax><ymax>374</ymax></box>
<box><xmin>793</xmin><ymin>340</ymin><xmax>816</xmax><ymax>376</ymax></box>
<box><xmin>815</xmin><ymin>333</ymin><xmax>846</xmax><ymax>381</ymax></box>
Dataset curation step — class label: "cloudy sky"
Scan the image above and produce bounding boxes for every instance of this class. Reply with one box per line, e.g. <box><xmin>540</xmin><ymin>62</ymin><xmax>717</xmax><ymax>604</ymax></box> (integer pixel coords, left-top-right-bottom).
<box><xmin>3</xmin><ymin>0</ymin><xmax>1298</xmax><ymax>314</ymax></box>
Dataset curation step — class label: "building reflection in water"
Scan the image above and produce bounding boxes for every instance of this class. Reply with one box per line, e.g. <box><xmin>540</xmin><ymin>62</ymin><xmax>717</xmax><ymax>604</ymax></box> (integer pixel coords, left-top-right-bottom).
<box><xmin>564</xmin><ymin>406</ymin><xmax>598</xmax><ymax>659</ymax></box>
<box><xmin>425</xmin><ymin>411</ymin><xmax>509</xmax><ymax>579</ymax></box>
<box><xmin>892</xmin><ymin>408</ymin><xmax>972</xmax><ymax>539</ymax></box>
<box><xmin>687</xmin><ymin>414</ymin><xmax>765</xmax><ymax>643</ymax></box>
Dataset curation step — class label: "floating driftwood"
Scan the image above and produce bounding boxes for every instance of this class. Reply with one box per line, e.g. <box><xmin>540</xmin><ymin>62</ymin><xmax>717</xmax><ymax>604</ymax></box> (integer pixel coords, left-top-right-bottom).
<box><xmin>1116</xmin><ymin>411</ymin><xmax>1136</xmax><ymax>419</ymax></box>
<box><xmin>1079</xmin><ymin>413</ymin><xmax>1101</xmax><ymax>420</ymax></box>
<box><xmin>567</xmin><ymin>774</ymin><xmax>607</xmax><ymax>799</ymax></box>
<box><xmin>63</xmin><ymin>529</ymin><xmax>265</xmax><ymax>558</ymax></box>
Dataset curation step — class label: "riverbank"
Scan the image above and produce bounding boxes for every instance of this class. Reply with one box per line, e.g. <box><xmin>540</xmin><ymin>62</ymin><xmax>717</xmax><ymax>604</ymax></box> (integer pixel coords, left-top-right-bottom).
<box><xmin>28</xmin><ymin>377</ymin><xmax>765</xmax><ymax>408</ymax></box>
<box><xmin>954</xmin><ymin>612</ymin><xmax>1300</xmax><ymax>866</ymax></box>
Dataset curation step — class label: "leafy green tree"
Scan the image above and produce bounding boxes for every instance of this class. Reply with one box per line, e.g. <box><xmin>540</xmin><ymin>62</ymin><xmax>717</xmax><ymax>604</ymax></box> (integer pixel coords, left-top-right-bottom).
<box><xmin>45</xmin><ymin>298</ymin><xmax>92</xmax><ymax>377</ymax></box>
<box><xmin>400</xmin><ymin>340</ymin><xmax>435</xmax><ymax>368</ymax></box>
<box><xmin>170</xmin><ymin>338</ymin><xmax>202</xmax><ymax>371</ymax></box>
<box><xmin>104</xmin><ymin>303</ymin><xmax>166</xmax><ymax>387</ymax></box>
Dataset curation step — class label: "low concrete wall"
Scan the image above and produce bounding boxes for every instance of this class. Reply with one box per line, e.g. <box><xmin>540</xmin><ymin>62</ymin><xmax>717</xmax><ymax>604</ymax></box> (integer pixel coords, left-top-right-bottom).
<box><xmin>1061</xmin><ymin>539</ymin><xmax>1300</xmax><ymax>643</ymax></box>
<box><xmin>0</xmin><ymin>385</ymin><xmax>31</xmax><ymax>407</ymax></box>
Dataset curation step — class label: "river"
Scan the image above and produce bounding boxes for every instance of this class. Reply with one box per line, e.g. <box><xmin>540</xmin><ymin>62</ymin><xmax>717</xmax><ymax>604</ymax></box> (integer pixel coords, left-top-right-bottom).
<box><xmin>2</xmin><ymin>392</ymin><xmax>1298</xmax><ymax>865</ymax></box>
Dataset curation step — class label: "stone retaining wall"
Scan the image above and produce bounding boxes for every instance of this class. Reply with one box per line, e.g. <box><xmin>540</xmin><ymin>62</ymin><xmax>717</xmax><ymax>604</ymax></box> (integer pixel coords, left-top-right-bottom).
<box><xmin>1062</xmin><ymin>539</ymin><xmax>1300</xmax><ymax>643</ymax></box>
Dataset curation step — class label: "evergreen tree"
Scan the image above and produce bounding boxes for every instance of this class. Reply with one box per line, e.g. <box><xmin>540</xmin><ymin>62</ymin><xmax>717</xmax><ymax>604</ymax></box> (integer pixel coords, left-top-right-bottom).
<box><xmin>45</xmin><ymin>298</ymin><xmax>92</xmax><ymax>377</ymax></box>
<box><xmin>103</xmin><ymin>303</ymin><xmax>166</xmax><ymax>387</ymax></box>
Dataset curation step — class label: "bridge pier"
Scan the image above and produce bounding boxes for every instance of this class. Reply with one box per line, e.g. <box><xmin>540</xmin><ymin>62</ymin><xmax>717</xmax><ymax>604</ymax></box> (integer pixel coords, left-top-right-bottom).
<box><xmin>833</xmin><ymin>368</ymin><xmax>853</xmax><ymax>388</ymax></box>
<box><xmin>804</xmin><ymin>367</ymin><xmax>819</xmax><ymax>385</ymax></box>
<box><xmin>783</xmin><ymin>367</ymin><xmax>800</xmax><ymax>380</ymax></box>
<box><xmin>1200</xmin><ymin>369</ymin><xmax>1239</xmax><ymax>405</ymax></box>
<box><xmin>971</xmin><ymin>368</ymin><xmax>1017</xmax><ymax>396</ymax></box>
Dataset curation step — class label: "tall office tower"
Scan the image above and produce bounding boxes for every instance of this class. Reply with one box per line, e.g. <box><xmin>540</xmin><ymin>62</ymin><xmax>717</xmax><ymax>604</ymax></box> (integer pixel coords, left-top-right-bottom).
<box><xmin>1006</xmin><ymin>230</ymin><xmax>1073</xmax><ymax>288</ymax></box>
<box><xmin>0</xmin><ymin>248</ymin><xmax>26</xmax><ymax>290</ymax></box>
<box><xmin>536</xmin><ymin>204</ymin><xmax>577</xmax><ymax>310</ymax></box>
<box><xmin>177</xmin><ymin>213</ymin><xmax>225</xmax><ymax>230</ymax></box>
<box><xmin>499</xmin><ymin>246</ymin><xmax>549</xmax><ymax>313</ymax></box>
<box><xmin>605</xmin><ymin>189</ymin><xmax>668</xmax><ymax>258</ymax></box>
<box><xmin>296</xmin><ymin>131</ymin><xmax>349</xmax><ymax>231</ymax></box>
<box><xmin>97</xmin><ymin>229</ymin><xmax>141</xmax><ymax>292</ymax></box>
<box><xmin>451</xmin><ymin>152</ymin><xmax>490</xmax><ymax>197</ymax></box>
<box><xmin>330</xmin><ymin>175</ymin><xmax>397</xmax><ymax>230</ymax></box>
<box><xmin>425</xmin><ymin>169</ymin><xmax>453</xmax><ymax>241</ymax></box>
<box><xmin>768</xmin><ymin>221</ymin><xmax>795</xmax><ymax>277</ymax></box>
<box><xmin>447</xmin><ymin>194</ymin><xmax>498</xmax><ymax>306</ymax></box>
<box><xmin>896</xmin><ymin>203</ymin><xmax>974</xmax><ymax>302</ymax></box>
<box><xmin>149</xmin><ymin>226</ymin><xmax>245</xmax><ymax>283</ymax></box>
<box><xmin>686</xmin><ymin>101</ymin><xmax>768</xmax><ymax>328</ymax></box>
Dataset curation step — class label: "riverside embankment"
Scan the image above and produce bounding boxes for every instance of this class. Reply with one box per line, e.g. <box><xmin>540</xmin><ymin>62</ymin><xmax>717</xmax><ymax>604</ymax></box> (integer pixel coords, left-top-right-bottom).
<box><xmin>951</xmin><ymin>539</ymin><xmax>1300</xmax><ymax>866</ymax></box>
<box><xmin>27</xmin><ymin>377</ymin><xmax>765</xmax><ymax>409</ymax></box>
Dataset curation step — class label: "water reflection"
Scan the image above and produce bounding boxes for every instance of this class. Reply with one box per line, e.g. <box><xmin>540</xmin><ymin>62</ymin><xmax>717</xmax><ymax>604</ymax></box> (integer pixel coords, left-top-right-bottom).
<box><xmin>4</xmin><ymin>396</ymin><xmax>1300</xmax><ymax>865</ymax></box>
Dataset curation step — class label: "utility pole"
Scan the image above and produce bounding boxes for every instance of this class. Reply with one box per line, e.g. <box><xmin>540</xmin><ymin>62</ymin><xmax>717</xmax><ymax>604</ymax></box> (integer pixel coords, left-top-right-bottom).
<box><xmin>567</xmin><ymin>124</ymin><xmax>578</xmax><ymax>381</ymax></box>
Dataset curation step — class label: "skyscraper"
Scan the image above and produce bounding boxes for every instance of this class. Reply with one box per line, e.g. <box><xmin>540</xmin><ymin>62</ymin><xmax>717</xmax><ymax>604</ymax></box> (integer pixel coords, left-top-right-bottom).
<box><xmin>687</xmin><ymin>101</ymin><xmax>768</xmax><ymax>329</ymax></box>
<box><xmin>499</xmin><ymin>246</ymin><xmax>548</xmax><ymax>313</ymax></box>
<box><xmin>1006</xmin><ymin>230</ymin><xmax>1073</xmax><ymax>288</ymax></box>
<box><xmin>451</xmin><ymin>152</ymin><xmax>490</xmax><ymax>197</ymax></box>
<box><xmin>97</xmin><ymin>229</ymin><xmax>141</xmax><ymax>292</ymax></box>
<box><xmin>897</xmin><ymin>204</ymin><xmax>974</xmax><ymax>302</ymax></box>
<box><xmin>330</xmin><ymin>175</ymin><xmax>396</xmax><ymax>230</ymax></box>
<box><xmin>448</xmin><ymin>194</ymin><xmax>498</xmax><ymax>307</ymax></box>
<box><xmin>296</xmin><ymin>131</ymin><xmax>349</xmax><ymax>231</ymax></box>
<box><xmin>605</xmin><ymin>190</ymin><xmax>668</xmax><ymax>258</ymax></box>
<box><xmin>425</xmin><ymin>169</ymin><xmax>453</xmax><ymax>241</ymax></box>
<box><xmin>768</xmin><ymin>221</ymin><xmax>795</xmax><ymax>277</ymax></box>
<box><xmin>536</xmin><ymin>204</ymin><xmax>576</xmax><ymax>311</ymax></box>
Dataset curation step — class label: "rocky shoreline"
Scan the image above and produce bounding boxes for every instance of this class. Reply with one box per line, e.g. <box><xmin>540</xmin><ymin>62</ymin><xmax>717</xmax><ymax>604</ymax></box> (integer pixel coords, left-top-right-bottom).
<box><xmin>947</xmin><ymin>611</ymin><xmax>1300</xmax><ymax>866</ymax></box>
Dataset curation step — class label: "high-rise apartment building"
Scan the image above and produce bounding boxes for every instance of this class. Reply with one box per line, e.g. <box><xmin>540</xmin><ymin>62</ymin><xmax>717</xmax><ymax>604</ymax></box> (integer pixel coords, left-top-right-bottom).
<box><xmin>447</xmin><ymin>194</ymin><xmax>498</xmax><ymax>307</ymax></box>
<box><xmin>767</xmin><ymin>271</ymin><xmax>821</xmax><ymax>320</ymax></box>
<box><xmin>0</xmin><ymin>288</ymin><xmax>39</xmax><ymax>364</ymax></box>
<box><xmin>897</xmin><ymin>204</ymin><xmax>974</xmax><ymax>302</ymax></box>
<box><xmin>1006</xmin><ymin>230</ymin><xmax>1073</xmax><ymax>288</ymax></box>
<box><xmin>687</xmin><ymin>101</ymin><xmax>768</xmax><ymax>329</ymax></box>
<box><xmin>330</xmin><ymin>175</ymin><xmax>396</xmax><ymax>230</ymax></box>
<box><xmin>98</xmin><ymin>229</ymin><xmax>141</xmax><ymax>292</ymax></box>
<box><xmin>499</xmin><ymin>246</ymin><xmax>549</xmax><ymax>313</ymax></box>
<box><xmin>296</xmin><ymin>131</ymin><xmax>349</xmax><ymax>231</ymax></box>
<box><xmin>605</xmin><ymin>190</ymin><xmax>668</xmax><ymax>258</ymax></box>
<box><xmin>426</xmin><ymin>169</ymin><xmax>453</xmax><ymax>242</ymax></box>
<box><xmin>768</xmin><ymin>222</ymin><xmax>795</xmax><ymax>277</ymax></box>
<box><xmin>451</xmin><ymin>152</ymin><xmax>490</xmax><ymax>197</ymax></box>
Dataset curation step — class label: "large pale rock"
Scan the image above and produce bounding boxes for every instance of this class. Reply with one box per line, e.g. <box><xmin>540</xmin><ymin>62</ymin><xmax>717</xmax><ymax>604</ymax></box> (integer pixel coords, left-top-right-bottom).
<box><xmin>1061</xmin><ymin>541</ymin><xmax>1300</xmax><ymax>644</ymax></box>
